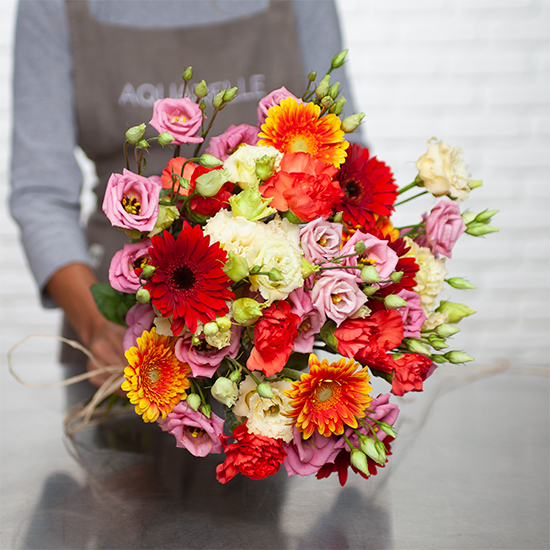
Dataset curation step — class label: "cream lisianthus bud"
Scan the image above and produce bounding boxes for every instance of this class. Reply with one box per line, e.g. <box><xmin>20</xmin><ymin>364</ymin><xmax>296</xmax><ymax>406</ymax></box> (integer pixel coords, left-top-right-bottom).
<box><xmin>187</xmin><ymin>393</ymin><xmax>202</xmax><ymax>411</ymax></box>
<box><xmin>199</xmin><ymin>153</ymin><xmax>223</xmax><ymax>168</ymax></box>
<box><xmin>362</xmin><ymin>285</ymin><xmax>378</xmax><ymax>296</ymax></box>
<box><xmin>232</xmin><ymin>297</ymin><xmax>263</xmax><ymax>326</ymax></box>
<box><xmin>462</xmin><ymin>211</ymin><xmax>477</xmax><ymax>225</ymax></box>
<box><xmin>195</xmin><ymin>169</ymin><xmax>229</xmax><ymax>197</ymax></box>
<box><xmin>301</xmin><ymin>258</ymin><xmax>319</xmax><ymax>279</ymax></box>
<box><xmin>354</xmin><ymin>240</ymin><xmax>366</xmax><ymax>254</ymax></box>
<box><xmin>469</xmin><ymin>179</ymin><xmax>483</xmax><ymax>189</ymax></box>
<box><xmin>320</xmin><ymin>96</ymin><xmax>334</xmax><ymax>109</ymax></box>
<box><xmin>148</xmin><ymin>204</ymin><xmax>180</xmax><ymax>237</ymax></box>
<box><xmin>211</xmin><ymin>377</ymin><xmax>239</xmax><ymax>407</ymax></box>
<box><xmin>126</xmin><ymin>123</ymin><xmax>146</xmax><ymax>144</ymax></box>
<box><xmin>390</xmin><ymin>271</ymin><xmax>404</xmax><ymax>283</ymax></box>
<box><xmin>213</xmin><ymin>91</ymin><xmax>225</xmax><ymax>109</ymax></box>
<box><xmin>201</xmin><ymin>404</ymin><xmax>212</xmax><ymax>418</ymax></box>
<box><xmin>445</xmin><ymin>350</ymin><xmax>474</xmax><ymax>364</ymax></box>
<box><xmin>216</xmin><ymin>317</ymin><xmax>232</xmax><ymax>332</ymax></box>
<box><xmin>229</xmin><ymin>181</ymin><xmax>276</xmax><ymax>221</ymax></box>
<box><xmin>223</xmin><ymin>87</ymin><xmax>238</xmax><ymax>102</ymax></box>
<box><xmin>350</xmin><ymin>449</ymin><xmax>370</xmax><ymax>476</ymax></box>
<box><xmin>384</xmin><ymin>294</ymin><xmax>407</xmax><ymax>309</ymax></box>
<box><xmin>136</xmin><ymin>288</ymin><xmax>150</xmax><ymax>304</ymax></box>
<box><xmin>268</xmin><ymin>268</ymin><xmax>284</xmax><ymax>282</ymax></box>
<box><xmin>255</xmin><ymin>155</ymin><xmax>277</xmax><ymax>181</ymax></box>
<box><xmin>436</xmin><ymin>301</ymin><xmax>476</xmax><ymax>323</ymax></box>
<box><xmin>341</xmin><ymin>113</ymin><xmax>365</xmax><ymax>133</ymax></box>
<box><xmin>361</xmin><ymin>265</ymin><xmax>380</xmax><ymax>284</ymax></box>
<box><xmin>141</xmin><ymin>264</ymin><xmax>155</xmax><ymax>278</ymax></box>
<box><xmin>474</xmin><ymin>209</ymin><xmax>499</xmax><ymax>224</ymax></box>
<box><xmin>332</xmin><ymin>96</ymin><xmax>346</xmax><ymax>115</ymax></box>
<box><xmin>256</xmin><ymin>382</ymin><xmax>275</xmax><ymax>399</ymax></box>
<box><xmin>406</xmin><ymin>339</ymin><xmax>431</xmax><ymax>355</ymax></box>
<box><xmin>315</xmin><ymin>75</ymin><xmax>331</xmax><ymax>99</ymax></box>
<box><xmin>223</xmin><ymin>251</ymin><xmax>249</xmax><ymax>282</ymax></box>
<box><xmin>194</xmin><ymin>80</ymin><xmax>208</xmax><ymax>99</ymax></box>
<box><xmin>329</xmin><ymin>82</ymin><xmax>340</xmax><ymax>99</ymax></box>
<box><xmin>157</xmin><ymin>132</ymin><xmax>174</xmax><ymax>146</ymax></box>
<box><xmin>435</xmin><ymin>323</ymin><xmax>460</xmax><ymax>337</ymax></box>
<box><xmin>359</xmin><ymin>435</ymin><xmax>385</xmax><ymax>465</ymax></box>
<box><xmin>203</xmin><ymin>321</ymin><xmax>219</xmax><ymax>337</ymax></box>
<box><xmin>378</xmin><ymin>421</ymin><xmax>396</xmax><ymax>438</ymax></box>
<box><xmin>427</xmin><ymin>336</ymin><xmax>448</xmax><ymax>350</ymax></box>
<box><xmin>465</xmin><ymin>223</ymin><xmax>499</xmax><ymax>237</ymax></box>
<box><xmin>446</xmin><ymin>277</ymin><xmax>477</xmax><ymax>290</ymax></box>
<box><xmin>331</xmin><ymin>49</ymin><xmax>349</xmax><ymax>69</ymax></box>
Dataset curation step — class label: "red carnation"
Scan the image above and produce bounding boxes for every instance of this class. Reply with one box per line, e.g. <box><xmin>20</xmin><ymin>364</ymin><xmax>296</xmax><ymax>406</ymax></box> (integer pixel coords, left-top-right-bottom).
<box><xmin>247</xmin><ymin>300</ymin><xmax>301</xmax><ymax>377</ymax></box>
<box><xmin>144</xmin><ymin>223</ymin><xmax>234</xmax><ymax>335</ymax></box>
<box><xmin>391</xmin><ymin>353</ymin><xmax>434</xmax><ymax>396</ymax></box>
<box><xmin>216</xmin><ymin>422</ymin><xmax>287</xmax><ymax>484</ymax></box>
<box><xmin>335</xmin><ymin>144</ymin><xmax>397</xmax><ymax>232</ymax></box>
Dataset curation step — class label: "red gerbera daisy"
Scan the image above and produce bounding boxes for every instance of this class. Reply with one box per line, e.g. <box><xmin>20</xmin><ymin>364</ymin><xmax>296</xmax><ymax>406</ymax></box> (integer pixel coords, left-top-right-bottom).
<box><xmin>144</xmin><ymin>223</ymin><xmax>234</xmax><ymax>335</ymax></box>
<box><xmin>335</xmin><ymin>143</ymin><xmax>397</xmax><ymax>233</ymax></box>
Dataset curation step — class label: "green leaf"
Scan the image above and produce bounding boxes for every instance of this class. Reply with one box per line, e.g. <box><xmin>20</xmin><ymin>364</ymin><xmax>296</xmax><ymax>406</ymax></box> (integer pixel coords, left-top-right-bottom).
<box><xmin>90</xmin><ymin>283</ymin><xmax>136</xmax><ymax>326</ymax></box>
<box><xmin>320</xmin><ymin>320</ymin><xmax>338</xmax><ymax>351</ymax></box>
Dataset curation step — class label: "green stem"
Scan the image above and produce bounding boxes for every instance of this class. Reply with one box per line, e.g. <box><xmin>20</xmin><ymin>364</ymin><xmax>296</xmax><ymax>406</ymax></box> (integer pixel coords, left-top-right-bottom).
<box><xmin>394</xmin><ymin>190</ymin><xmax>429</xmax><ymax>207</ymax></box>
<box><xmin>279</xmin><ymin>368</ymin><xmax>303</xmax><ymax>381</ymax></box>
<box><xmin>193</xmin><ymin>106</ymin><xmax>222</xmax><ymax>157</ymax></box>
<box><xmin>123</xmin><ymin>141</ymin><xmax>130</xmax><ymax>170</ymax></box>
<box><xmin>397</xmin><ymin>178</ymin><xmax>420</xmax><ymax>196</ymax></box>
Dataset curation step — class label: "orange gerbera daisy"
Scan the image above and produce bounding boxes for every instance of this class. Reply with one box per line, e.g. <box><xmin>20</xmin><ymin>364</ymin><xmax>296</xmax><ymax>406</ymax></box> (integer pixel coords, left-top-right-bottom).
<box><xmin>258</xmin><ymin>97</ymin><xmax>349</xmax><ymax>168</ymax></box>
<box><xmin>284</xmin><ymin>354</ymin><xmax>372</xmax><ymax>439</ymax></box>
<box><xmin>121</xmin><ymin>328</ymin><xmax>191</xmax><ymax>423</ymax></box>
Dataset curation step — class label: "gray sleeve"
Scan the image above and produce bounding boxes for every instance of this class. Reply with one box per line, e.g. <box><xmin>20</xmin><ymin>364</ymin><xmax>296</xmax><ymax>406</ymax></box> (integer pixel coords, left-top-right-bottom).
<box><xmin>10</xmin><ymin>0</ymin><xmax>92</xmax><ymax>308</ymax></box>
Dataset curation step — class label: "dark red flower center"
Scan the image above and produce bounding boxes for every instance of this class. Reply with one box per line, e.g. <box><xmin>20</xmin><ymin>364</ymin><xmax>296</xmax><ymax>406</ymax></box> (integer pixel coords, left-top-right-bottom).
<box><xmin>172</xmin><ymin>265</ymin><xmax>196</xmax><ymax>290</ymax></box>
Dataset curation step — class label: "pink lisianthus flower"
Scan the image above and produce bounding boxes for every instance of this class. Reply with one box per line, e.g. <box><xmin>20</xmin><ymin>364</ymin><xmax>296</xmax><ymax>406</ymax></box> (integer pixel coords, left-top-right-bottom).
<box><xmin>342</xmin><ymin>393</ymin><xmax>399</xmax><ymax>449</ymax></box>
<box><xmin>158</xmin><ymin>401</ymin><xmax>224</xmax><ymax>457</ymax></box>
<box><xmin>174</xmin><ymin>325</ymin><xmax>242</xmax><ymax>378</ymax></box>
<box><xmin>396</xmin><ymin>289</ymin><xmax>427</xmax><ymax>339</ymax></box>
<box><xmin>149</xmin><ymin>97</ymin><xmax>204</xmax><ymax>145</ymax></box>
<box><xmin>108</xmin><ymin>238</ymin><xmax>151</xmax><ymax>293</ymax></box>
<box><xmin>300</xmin><ymin>218</ymin><xmax>343</xmax><ymax>264</ymax></box>
<box><xmin>311</xmin><ymin>270</ymin><xmax>368</xmax><ymax>326</ymax></box>
<box><xmin>205</xmin><ymin>124</ymin><xmax>259</xmax><ymax>161</ymax></box>
<box><xmin>288</xmin><ymin>287</ymin><xmax>325</xmax><ymax>354</ymax></box>
<box><xmin>282</xmin><ymin>428</ymin><xmax>345</xmax><ymax>477</ymax></box>
<box><xmin>421</xmin><ymin>198</ymin><xmax>467</xmax><ymax>258</ymax></box>
<box><xmin>340</xmin><ymin>231</ymin><xmax>399</xmax><ymax>283</ymax></box>
<box><xmin>123</xmin><ymin>303</ymin><xmax>156</xmax><ymax>350</ymax></box>
<box><xmin>102</xmin><ymin>169</ymin><xmax>161</xmax><ymax>233</ymax></box>
<box><xmin>257</xmin><ymin>86</ymin><xmax>299</xmax><ymax>126</ymax></box>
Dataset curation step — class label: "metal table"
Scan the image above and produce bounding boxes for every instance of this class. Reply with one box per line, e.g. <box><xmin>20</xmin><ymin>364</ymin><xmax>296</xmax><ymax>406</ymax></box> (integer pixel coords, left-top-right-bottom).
<box><xmin>1</xmin><ymin>361</ymin><xmax>548</xmax><ymax>550</ymax></box>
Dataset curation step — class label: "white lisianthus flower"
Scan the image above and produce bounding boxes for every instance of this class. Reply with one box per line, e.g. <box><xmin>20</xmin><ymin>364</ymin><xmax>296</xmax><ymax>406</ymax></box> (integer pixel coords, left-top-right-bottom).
<box><xmin>233</xmin><ymin>375</ymin><xmax>294</xmax><ymax>442</ymax></box>
<box><xmin>404</xmin><ymin>237</ymin><xmax>448</xmax><ymax>313</ymax></box>
<box><xmin>223</xmin><ymin>145</ymin><xmax>282</xmax><ymax>189</ymax></box>
<box><xmin>204</xmin><ymin>328</ymin><xmax>232</xmax><ymax>349</ymax></box>
<box><xmin>249</xmin><ymin>235</ymin><xmax>304</xmax><ymax>303</ymax></box>
<box><xmin>423</xmin><ymin>310</ymin><xmax>449</xmax><ymax>331</ymax></box>
<box><xmin>416</xmin><ymin>138</ymin><xmax>472</xmax><ymax>201</ymax></box>
<box><xmin>266</xmin><ymin>216</ymin><xmax>301</xmax><ymax>250</ymax></box>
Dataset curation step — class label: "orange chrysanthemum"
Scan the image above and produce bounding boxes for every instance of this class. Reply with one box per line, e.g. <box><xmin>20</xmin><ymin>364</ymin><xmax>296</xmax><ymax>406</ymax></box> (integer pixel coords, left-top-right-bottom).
<box><xmin>121</xmin><ymin>328</ymin><xmax>191</xmax><ymax>423</ymax></box>
<box><xmin>258</xmin><ymin>97</ymin><xmax>349</xmax><ymax>168</ymax></box>
<box><xmin>284</xmin><ymin>354</ymin><xmax>372</xmax><ymax>439</ymax></box>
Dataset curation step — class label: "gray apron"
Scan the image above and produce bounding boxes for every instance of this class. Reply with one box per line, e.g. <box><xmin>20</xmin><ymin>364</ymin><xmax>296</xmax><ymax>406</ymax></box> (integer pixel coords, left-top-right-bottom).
<box><xmin>62</xmin><ymin>0</ymin><xmax>305</xmax><ymax>365</ymax></box>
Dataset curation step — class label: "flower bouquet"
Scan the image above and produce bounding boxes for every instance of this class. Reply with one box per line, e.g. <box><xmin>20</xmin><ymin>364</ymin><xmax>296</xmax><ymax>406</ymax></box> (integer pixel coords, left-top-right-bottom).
<box><xmin>94</xmin><ymin>51</ymin><xmax>498</xmax><ymax>485</ymax></box>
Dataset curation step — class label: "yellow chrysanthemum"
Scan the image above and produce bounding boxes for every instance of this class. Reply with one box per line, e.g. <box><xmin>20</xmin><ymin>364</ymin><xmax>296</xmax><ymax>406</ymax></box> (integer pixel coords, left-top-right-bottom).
<box><xmin>121</xmin><ymin>328</ymin><xmax>191</xmax><ymax>422</ymax></box>
<box><xmin>284</xmin><ymin>354</ymin><xmax>372</xmax><ymax>439</ymax></box>
<box><xmin>258</xmin><ymin>97</ymin><xmax>349</xmax><ymax>168</ymax></box>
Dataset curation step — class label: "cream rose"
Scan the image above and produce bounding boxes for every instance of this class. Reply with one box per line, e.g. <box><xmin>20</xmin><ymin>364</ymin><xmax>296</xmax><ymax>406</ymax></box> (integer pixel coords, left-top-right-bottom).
<box><xmin>223</xmin><ymin>145</ymin><xmax>282</xmax><ymax>189</ymax></box>
<box><xmin>404</xmin><ymin>237</ymin><xmax>448</xmax><ymax>313</ymax></box>
<box><xmin>416</xmin><ymin>138</ymin><xmax>472</xmax><ymax>201</ymax></box>
<box><xmin>233</xmin><ymin>375</ymin><xmax>294</xmax><ymax>442</ymax></box>
<box><xmin>422</xmin><ymin>310</ymin><xmax>449</xmax><ymax>331</ymax></box>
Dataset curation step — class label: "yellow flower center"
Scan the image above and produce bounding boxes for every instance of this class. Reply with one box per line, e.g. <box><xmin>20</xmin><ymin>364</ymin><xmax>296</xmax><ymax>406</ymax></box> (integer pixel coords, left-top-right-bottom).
<box><xmin>187</xmin><ymin>426</ymin><xmax>205</xmax><ymax>438</ymax></box>
<box><xmin>122</xmin><ymin>195</ymin><xmax>141</xmax><ymax>215</ymax></box>
<box><xmin>318</xmin><ymin>237</ymin><xmax>328</xmax><ymax>246</ymax></box>
<box><xmin>331</xmin><ymin>293</ymin><xmax>343</xmax><ymax>304</ymax></box>
<box><xmin>172</xmin><ymin>115</ymin><xmax>187</xmax><ymax>123</ymax></box>
<box><xmin>287</xmin><ymin>133</ymin><xmax>319</xmax><ymax>156</ymax></box>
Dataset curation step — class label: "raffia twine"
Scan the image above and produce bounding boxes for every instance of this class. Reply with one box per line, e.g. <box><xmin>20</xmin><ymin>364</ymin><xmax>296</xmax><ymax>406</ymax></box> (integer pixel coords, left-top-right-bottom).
<box><xmin>7</xmin><ymin>334</ymin><xmax>128</xmax><ymax>436</ymax></box>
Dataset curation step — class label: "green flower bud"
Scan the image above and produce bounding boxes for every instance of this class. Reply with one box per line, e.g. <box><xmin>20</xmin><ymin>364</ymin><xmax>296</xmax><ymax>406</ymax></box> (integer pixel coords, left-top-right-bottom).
<box><xmin>354</xmin><ymin>240</ymin><xmax>366</xmax><ymax>254</ymax></box>
<box><xmin>136</xmin><ymin>288</ymin><xmax>150</xmax><ymax>304</ymax></box>
<box><xmin>445</xmin><ymin>350</ymin><xmax>475</xmax><ymax>364</ymax></box>
<box><xmin>445</xmin><ymin>277</ymin><xmax>477</xmax><ymax>290</ymax></box>
<box><xmin>148</xmin><ymin>204</ymin><xmax>180</xmax><ymax>237</ymax></box>
<box><xmin>315</xmin><ymin>75</ymin><xmax>331</xmax><ymax>99</ymax></box>
<box><xmin>187</xmin><ymin>393</ymin><xmax>202</xmax><ymax>411</ymax></box>
<box><xmin>199</xmin><ymin>153</ymin><xmax>223</xmax><ymax>168</ymax></box>
<box><xmin>320</xmin><ymin>96</ymin><xmax>334</xmax><ymax>109</ymax></box>
<box><xmin>216</xmin><ymin>316</ymin><xmax>232</xmax><ymax>332</ymax></box>
<box><xmin>378</xmin><ymin>421</ymin><xmax>396</xmax><ymax>438</ymax></box>
<box><xmin>301</xmin><ymin>257</ymin><xmax>319</xmax><ymax>279</ymax></box>
<box><xmin>331</xmin><ymin>49</ymin><xmax>349</xmax><ymax>69</ymax></box>
<box><xmin>268</xmin><ymin>268</ymin><xmax>284</xmax><ymax>282</ymax></box>
<box><xmin>361</xmin><ymin>265</ymin><xmax>380</xmax><ymax>284</ymax></box>
<box><xmin>332</xmin><ymin>211</ymin><xmax>343</xmax><ymax>223</ymax></box>
<box><xmin>462</xmin><ymin>211</ymin><xmax>478</xmax><ymax>225</ymax></box>
<box><xmin>436</xmin><ymin>301</ymin><xmax>476</xmax><ymax>324</ymax></box>
<box><xmin>195</xmin><ymin>168</ymin><xmax>229</xmax><ymax>197</ymax></box>
<box><xmin>406</xmin><ymin>339</ymin><xmax>432</xmax><ymax>355</ymax></box>
<box><xmin>191</xmin><ymin>335</ymin><xmax>201</xmax><ymax>346</ymax></box>
<box><xmin>137</xmin><ymin>139</ymin><xmax>149</xmax><ymax>149</ymax></box>
<box><xmin>435</xmin><ymin>323</ymin><xmax>461</xmax><ymax>338</ymax></box>
<box><xmin>229</xmin><ymin>181</ymin><xmax>276</xmax><ymax>221</ymax></box>
<box><xmin>320</xmin><ymin>320</ymin><xmax>338</xmax><ymax>350</ymax></box>
<box><xmin>229</xmin><ymin>370</ymin><xmax>242</xmax><ymax>383</ymax></box>
<box><xmin>255</xmin><ymin>155</ymin><xmax>277</xmax><ymax>181</ymax></box>
<box><xmin>362</xmin><ymin>285</ymin><xmax>378</xmax><ymax>296</ymax></box>
<box><xmin>341</xmin><ymin>113</ymin><xmax>365</xmax><ymax>133</ymax></box>
<box><xmin>256</xmin><ymin>382</ymin><xmax>275</xmax><ymax>399</ymax></box>
<box><xmin>213</xmin><ymin>90</ymin><xmax>225</xmax><ymax>109</ymax></box>
<box><xmin>431</xmin><ymin>354</ymin><xmax>448</xmax><ymax>364</ymax></box>
<box><xmin>427</xmin><ymin>336</ymin><xmax>449</xmax><ymax>350</ymax></box>
<box><xmin>232</xmin><ymin>297</ymin><xmax>263</xmax><ymax>326</ymax></box>
<box><xmin>223</xmin><ymin>251</ymin><xmax>249</xmax><ymax>283</ymax></box>
<box><xmin>390</xmin><ymin>271</ymin><xmax>404</xmax><ymax>283</ymax></box>
<box><xmin>350</xmin><ymin>448</ymin><xmax>370</xmax><ymax>476</ymax></box>
<box><xmin>384</xmin><ymin>294</ymin><xmax>407</xmax><ymax>310</ymax></box>
<box><xmin>469</xmin><ymin>179</ymin><xmax>483</xmax><ymax>189</ymax></box>
<box><xmin>465</xmin><ymin>223</ymin><xmax>499</xmax><ymax>237</ymax></box>
<box><xmin>223</xmin><ymin>87</ymin><xmax>238</xmax><ymax>102</ymax></box>
<box><xmin>359</xmin><ymin>435</ymin><xmax>385</xmax><ymax>465</ymax></box>
<box><xmin>474</xmin><ymin>209</ymin><xmax>499</xmax><ymax>224</ymax></box>
<box><xmin>201</xmin><ymin>404</ymin><xmax>212</xmax><ymax>418</ymax></box>
<box><xmin>203</xmin><ymin>321</ymin><xmax>219</xmax><ymax>337</ymax></box>
<box><xmin>141</xmin><ymin>264</ymin><xmax>156</xmax><ymax>278</ymax></box>
<box><xmin>125</xmin><ymin>123</ymin><xmax>146</xmax><ymax>144</ymax></box>
<box><xmin>157</xmin><ymin>132</ymin><xmax>174</xmax><ymax>146</ymax></box>
<box><xmin>211</xmin><ymin>376</ymin><xmax>239</xmax><ymax>407</ymax></box>
<box><xmin>194</xmin><ymin>79</ymin><xmax>208</xmax><ymax>99</ymax></box>
<box><xmin>308</xmin><ymin>71</ymin><xmax>317</xmax><ymax>82</ymax></box>
<box><xmin>182</xmin><ymin>66</ymin><xmax>193</xmax><ymax>81</ymax></box>
<box><xmin>199</xmin><ymin>100</ymin><xmax>206</xmax><ymax>111</ymax></box>
<box><xmin>332</xmin><ymin>96</ymin><xmax>346</xmax><ymax>116</ymax></box>
<box><xmin>329</xmin><ymin>82</ymin><xmax>340</xmax><ymax>99</ymax></box>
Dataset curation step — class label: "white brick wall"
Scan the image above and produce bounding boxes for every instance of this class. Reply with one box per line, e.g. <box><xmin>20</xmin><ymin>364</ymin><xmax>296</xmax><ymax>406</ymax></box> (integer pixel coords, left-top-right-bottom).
<box><xmin>1</xmin><ymin>0</ymin><xmax>548</xmax><ymax>369</ymax></box>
